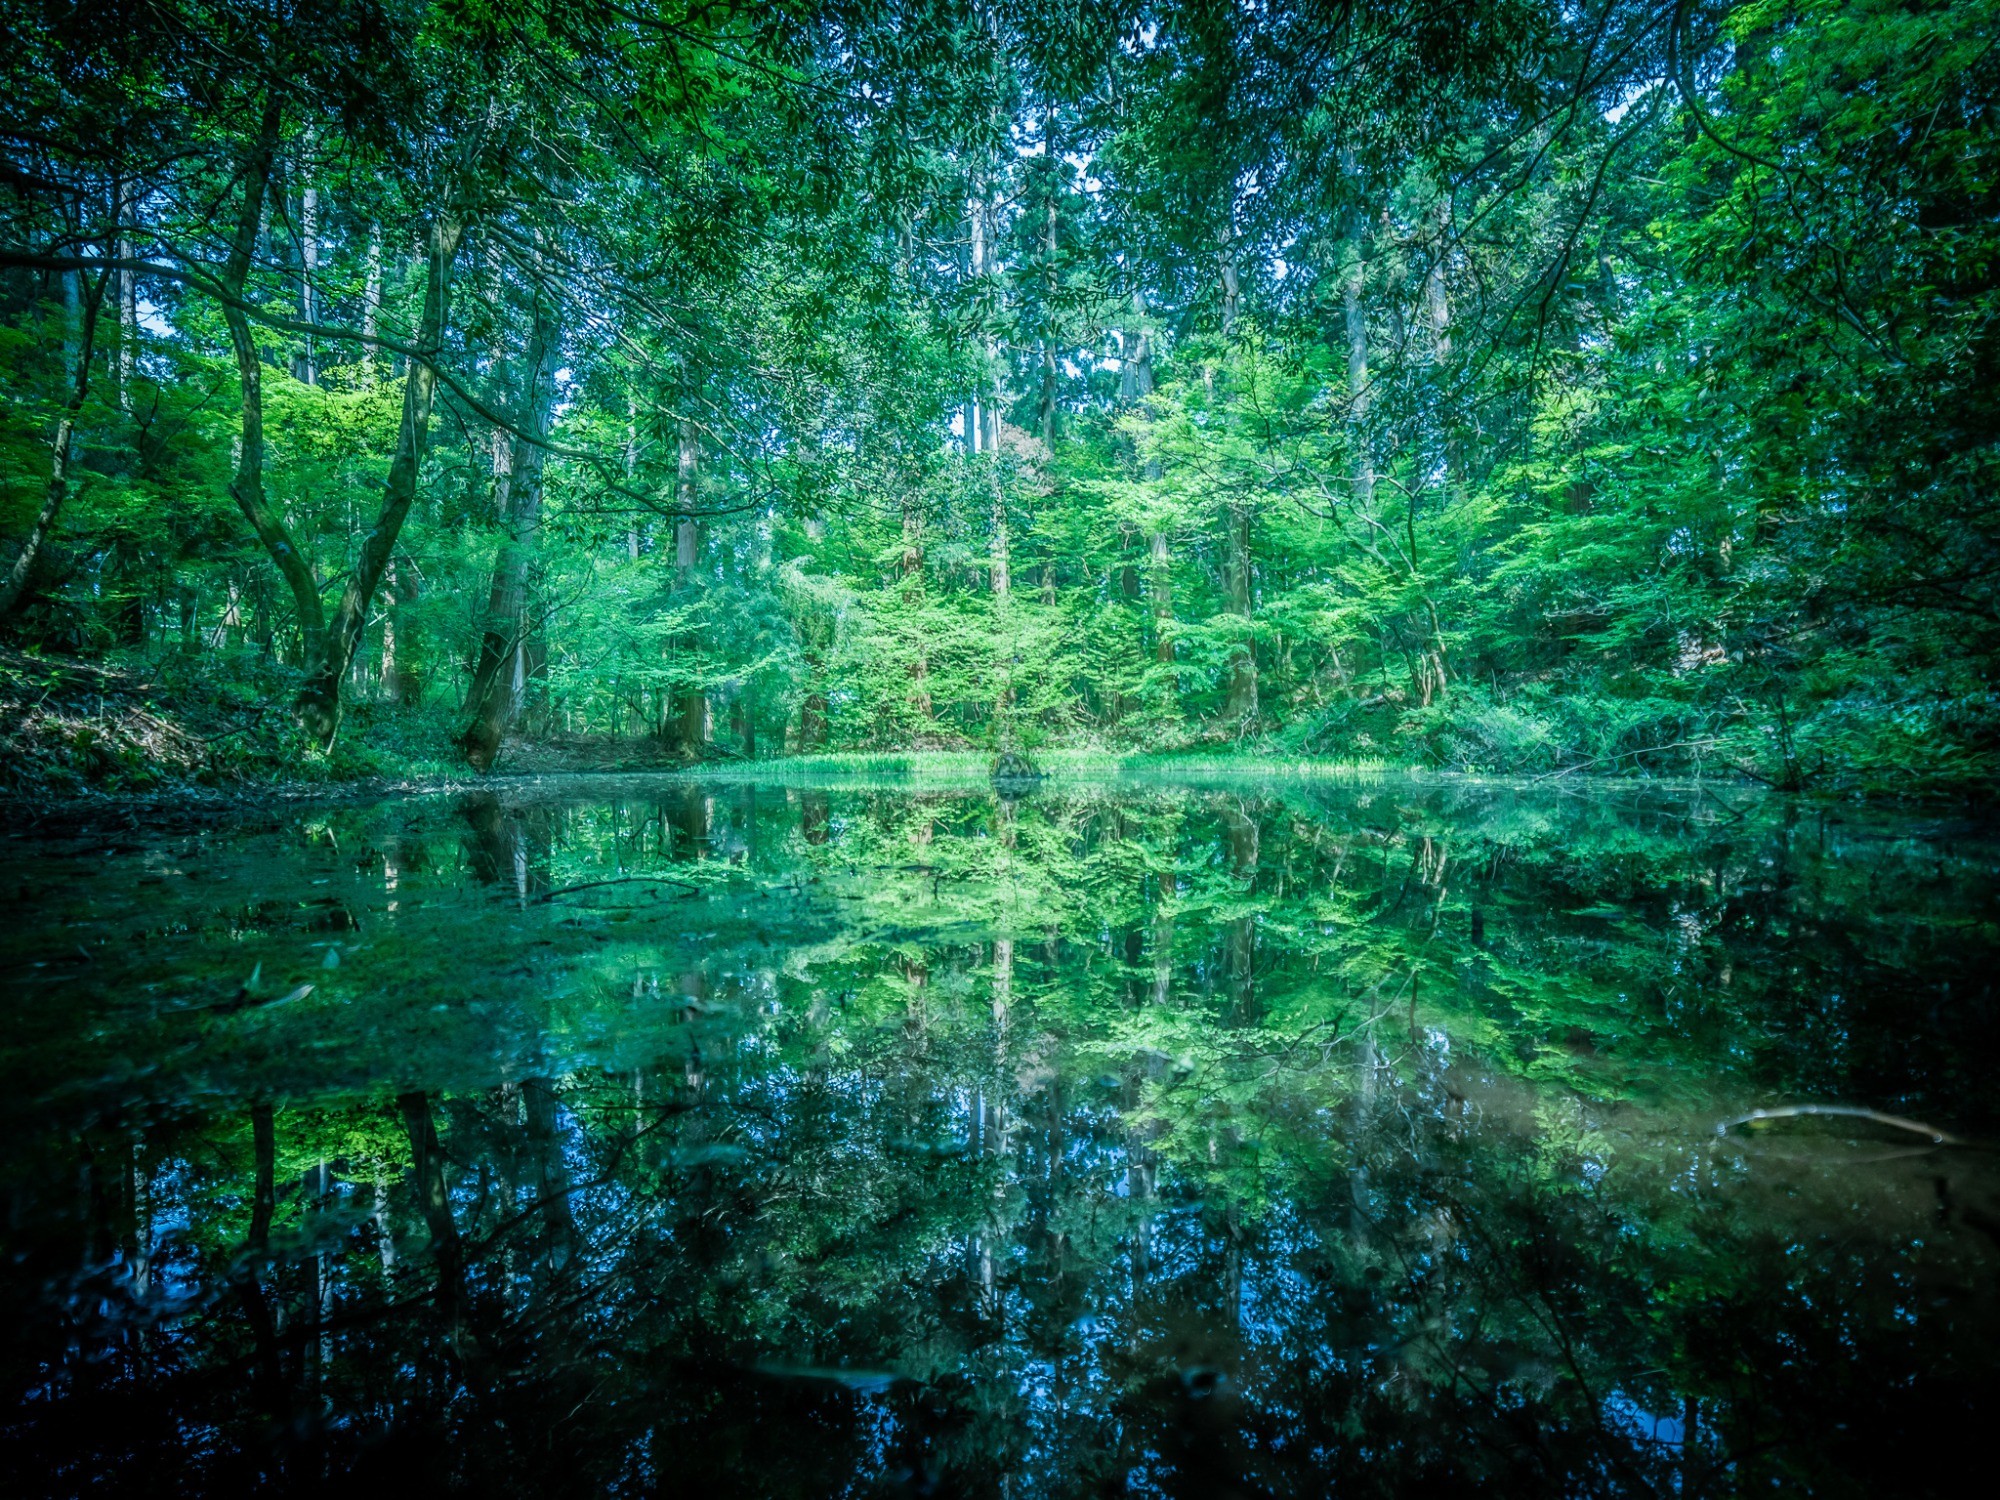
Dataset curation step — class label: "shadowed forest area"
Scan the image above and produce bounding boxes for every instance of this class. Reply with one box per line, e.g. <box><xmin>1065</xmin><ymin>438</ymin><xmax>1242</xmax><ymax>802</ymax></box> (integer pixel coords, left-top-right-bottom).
<box><xmin>5</xmin><ymin>8</ymin><xmax>2000</xmax><ymax>1493</ymax></box>
<box><xmin>3</xmin><ymin>0</ymin><xmax>1995</xmax><ymax>797</ymax></box>
<box><xmin>3</xmin><ymin>778</ymin><xmax>1998</xmax><ymax>1495</ymax></box>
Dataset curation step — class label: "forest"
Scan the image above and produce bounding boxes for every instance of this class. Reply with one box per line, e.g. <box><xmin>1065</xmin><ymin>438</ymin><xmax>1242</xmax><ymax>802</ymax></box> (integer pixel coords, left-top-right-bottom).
<box><xmin>2</xmin><ymin>0</ymin><xmax>1996</xmax><ymax>796</ymax></box>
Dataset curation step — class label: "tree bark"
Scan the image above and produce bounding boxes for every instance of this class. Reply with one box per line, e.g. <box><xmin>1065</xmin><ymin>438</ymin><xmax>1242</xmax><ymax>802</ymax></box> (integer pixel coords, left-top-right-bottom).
<box><xmin>113</xmin><ymin>177</ymin><xmax>135</xmax><ymax>409</ymax></box>
<box><xmin>217</xmin><ymin>103</ymin><xmax>329</xmax><ymax>676</ymax></box>
<box><xmin>1121</xmin><ymin>289</ymin><xmax>1155</xmax><ymax>402</ymax></box>
<box><xmin>1343</xmin><ymin>152</ymin><xmax>1374</xmax><ymax>516</ymax></box>
<box><xmin>459</xmin><ymin>271</ymin><xmax>561</xmax><ymax>769</ymax></box>
<box><xmin>1225</xmin><ymin>502</ymin><xmax>1257</xmax><ymax>722</ymax></box>
<box><xmin>0</xmin><ymin>269</ymin><xmax>109</xmax><ymax>619</ymax></box>
<box><xmin>673</xmin><ymin>415</ymin><xmax>707</xmax><ymax>751</ymax></box>
<box><xmin>361</xmin><ymin>220</ymin><xmax>383</xmax><ymax>384</ymax></box>
<box><xmin>990</xmin><ymin>485</ymin><xmax>1010</xmax><ymax>599</ymax></box>
<box><xmin>294</xmin><ymin>160</ymin><xmax>319</xmax><ymax>385</ymax></box>
<box><xmin>297</xmin><ymin>207</ymin><xmax>465</xmax><ymax>744</ymax></box>
<box><xmin>1218</xmin><ymin>222</ymin><xmax>1240</xmax><ymax>337</ymax></box>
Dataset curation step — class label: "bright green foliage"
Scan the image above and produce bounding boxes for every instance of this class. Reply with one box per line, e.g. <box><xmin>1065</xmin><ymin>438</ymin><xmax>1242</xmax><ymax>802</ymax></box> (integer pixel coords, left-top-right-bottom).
<box><xmin>2</xmin><ymin>1</ymin><xmax>1994</xmax><ymax>794</ymax></box>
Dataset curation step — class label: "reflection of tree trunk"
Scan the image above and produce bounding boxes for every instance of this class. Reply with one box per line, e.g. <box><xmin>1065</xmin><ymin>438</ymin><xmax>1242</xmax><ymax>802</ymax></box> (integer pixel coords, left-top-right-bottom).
<box><xmin>992</xmin><ymin>936</ymin><xmax>1013</xmax><ymax>1027</ymax></box>
<box><xmin>800</xmin><ymin>790</ymin><xmax>829</xmax><ymax>845</ymax></box>
<box><xmin>1152</xmin><ymin>868</ymin><xmax>1175</xmax><ymax>1007</ymax></box>
<box><xmin>460</xmin><ymin>793</ymin><xmax>512</xmax><ymax>888</ymax></box>
<box><xmin>521</xmin><ymin>1078</ymin><xmax>575</xmax><ymax>1273</ymax></box>
<box><xmin>1225</xmin><ymin>802</ymin><xmax>1259</xmax><ymax>1024</ymax></box>
<box><xmin>373</xmin><ymin>1167</ymin><xmax>397</xmax><ymax>1271</ymax></box>
<box><xmin>398</xmin><ymin>1092</ymin><xmax>467</xmax><ymax>1350</ymax></box>
<box><xmin>672</xmin><ymin>785</ymin><xmax>711</xmax><ymax>860</ymax></box>
<box><xmin>239</xmin><ymin>1103</ymin><xmax>284</xmax><ymax>1415</ymax></box>
<box><xmin>126</xmin><ymin>1136</ymin><xmax>151</xmax><ymax>1300</ymax></box>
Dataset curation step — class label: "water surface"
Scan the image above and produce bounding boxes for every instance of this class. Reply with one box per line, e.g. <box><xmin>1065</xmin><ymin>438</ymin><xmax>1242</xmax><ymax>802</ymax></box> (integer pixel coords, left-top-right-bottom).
<box><xmin>3</xmin><ymin>774</ymin><xmax>1996</xmax><ymax>1496</ymax></box>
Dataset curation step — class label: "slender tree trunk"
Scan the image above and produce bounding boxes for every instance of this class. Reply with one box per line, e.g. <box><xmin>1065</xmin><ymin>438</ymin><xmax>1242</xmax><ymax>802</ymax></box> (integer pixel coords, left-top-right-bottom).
<box><xmin>1225</xmin><ymin>503</ymin><xmax>1257</xmax><ymax>722</ymax></box>
<box><xmin>902</xmin><ymin>497</ymin><xmax>931</xmax><ymax>726</ymax></box>
<box><xmin>1121</xmin><ymin>289</ymin><xmax>1155</xmax><ymax>402</ymax></box>
<box><xmin>379</xmin><ymin>558</ymin><xmax>398</xmax><ymax>697</ymax></box>
<box><xmin>673</xmin><ymin>416</ymin><xmax>707</xmax><ymax>752</ymax></box>
<box><xmin>1225</xmin><ymin>801</ymin><xmax>1259</xmax><ymax>1022</ymax></box>
<box><xmin>1150</xmin><ymin>531</ymin><xmax>1174</xmax><ymax>666</ymax></box>
<box><xmin>459</xmin><ymin>274</ymin><xmax>561</xmax><ymax>769</ymax></box>
<box><xmin>218</xmin><ymin>103</ymin><xmax>329</xmax><ymax>675</ymax></box>
<box><xmin>295</xmin><ymin>162</ymin><xmax>319</xmax><ymax>385</ymax></box>
<box><xmin>1038</xmin><ymin>117</ymin><xmax>1061</xmax><ymax>447</ymax></box>
<box><xmin>0</xmin><ymin>269</ymin><xmax>108</xmax><ymax>619</ymax></box>
<box><xmin>990</xmin><ymin>486</ymin><xmax>1010</xmax><ymax>599</ymax></box>
<box><xmin>361</xmin><ymin>220</ymin><xmax>383</xmax><ymax>384</ymax></box>
<box><xmin>1343</xmin><ymin>154</ymin><xmax>1374</xmax><ymax>516</ymax></box>
<box><xmin>1218</xmin><ymin>222</ymin><xmax>1240</xmax><ymax>337</ymax></box>
<box><xmin>113</xmin><ymin>177</ymin><xmax>135</xmax><ymax>409</ymax></box>
<box><xmin>1151</xmin><ymin>868</ymin><xmax>1174</xmax><ymax>1006</ymax></box>
<box><xmin>297</xmin><ymin>208</ymin><xmax>465</xmax><ymax>744</ymax></box>
<box><xmin>625</xmin><ymin>392</ymin><xmax>642</xmax><ymax>559</ymax></box>
<box><xmin>398</xmin><ymin>1092</ymin><xmax>467</xmax><ymax>1351</ymax></box>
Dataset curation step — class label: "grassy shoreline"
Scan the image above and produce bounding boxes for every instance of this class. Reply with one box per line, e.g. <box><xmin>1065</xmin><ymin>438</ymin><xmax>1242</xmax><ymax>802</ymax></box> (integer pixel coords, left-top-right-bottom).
<box><xmin>8</xmin><ymin>649</ymin><xmax>1977</xmax><ymax>815</ymax></box>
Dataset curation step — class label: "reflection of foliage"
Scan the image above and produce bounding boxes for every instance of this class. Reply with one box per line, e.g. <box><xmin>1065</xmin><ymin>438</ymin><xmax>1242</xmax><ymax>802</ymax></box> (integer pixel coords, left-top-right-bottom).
<box><xmin>1</xmin><ymin>779</ymin><xmax>1995</xmax><ymax>1494</ymax></box>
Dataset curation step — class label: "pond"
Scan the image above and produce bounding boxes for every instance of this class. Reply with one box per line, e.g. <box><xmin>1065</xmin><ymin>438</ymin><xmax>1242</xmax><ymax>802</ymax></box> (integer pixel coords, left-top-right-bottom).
<box><xmin>2</xmin><ymin>772</ymin><xmax>1996</xmax><ymax>1497</ymax></box>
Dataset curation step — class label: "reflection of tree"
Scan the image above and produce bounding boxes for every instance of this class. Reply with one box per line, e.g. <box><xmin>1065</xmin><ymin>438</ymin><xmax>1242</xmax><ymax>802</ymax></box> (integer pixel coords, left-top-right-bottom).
<box><xmin>3</xmin><ymin>783</ymin><xmax>1997</xmax><ymax>1494</ymax></box>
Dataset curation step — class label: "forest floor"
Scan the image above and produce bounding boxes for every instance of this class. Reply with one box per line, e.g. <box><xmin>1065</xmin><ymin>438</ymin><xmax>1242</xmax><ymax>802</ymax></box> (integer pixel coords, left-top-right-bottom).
<box><xmin>0</xmin><ymin>648</ymin><xmax>728</xmax><ymax>824</ymax></box>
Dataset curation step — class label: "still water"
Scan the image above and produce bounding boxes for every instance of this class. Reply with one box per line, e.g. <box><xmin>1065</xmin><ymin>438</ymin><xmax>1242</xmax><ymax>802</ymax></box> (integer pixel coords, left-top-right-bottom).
<box><xmin>2</xmin><ymin>773</ymin><xmax>1996</xmax><ymax>1497</ymax></box>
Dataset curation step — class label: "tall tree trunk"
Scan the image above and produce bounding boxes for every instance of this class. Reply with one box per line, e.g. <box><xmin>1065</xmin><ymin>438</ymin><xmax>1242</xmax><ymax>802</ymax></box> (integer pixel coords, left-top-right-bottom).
<box><xmin>990</xmin><ymin>484</ymin><xmax>1010</xmax><ymax>599</ymax></box>
<box><xmin>361</xmin><ymin>220</ymin><xmax>383</xmax><ymax>384</ymax></box>
<box><xmin>1150</xmin><ymin>530</ymin><xmax>1174</xmax><ymax>666</ymax></box>
<box><xmin>1218</xmin><ymin>222</ymin><xmax>1240</xmax><ymax>337</ymax></box>
<box><xmin>1343</xmin><ymin>152</ymin><xmax>1374</xmax><ymax>516</ymax></box>
<box><xmin>297</xmin><ymin>208</ymin><xmax>466</xmax><ymax>744</ymax></box>
<box><xmin>1224</xmin><ymin>800</ymin><xmax>1259</xmax><ymax>1023</ymax></box>
<box><xmin>379</xmin><ymin>557</ymin><xmax>399</xmax><ymax>698</ymax></box>
<box><xmin>902</xmin><ymin>497</ymin><xmax>931</xmax><ymax>726</ymax></box>
<box><xmin>113</xmin><ymin>176</ymin><xmax>135</xmax><ymax>410</ymax></box>
<box><xmin>625</xmin><ymin>392</ymin><xmax>642</xmax><ymax>559</ymax></box>
<box><xmin>459</xmin><ymin>274</ymin><xmax>561</xmax><ymax>769</ymax></box>
<box><xmin>1121</xmin><ymin>289</ymin><xmax>1155</xmax><ymax>402</ymax></box>
<box><xmin>673</xmin><ymin>416</ymin><xmax>707</xmax><ymax>752</ymax></box>
<box><xmin>1225</xmin><ymin>503</ymin><xmax>1257</xmax><ymax>722</ymax></box>
<box><xmin>398</xmin><ymin>1092</ymin><xmax>468</xmax><ymax>1352</ymax></box>
<box><xmin>1037</xmin><ymin>115</ymin><xmax>1061</xmax><ymax>447</ymax></box>
<box><xmin>218</xmin><ymin>103</ymin><xmax>328</xmax><ymax>677</ymax></box>
<box><xmin>294</xmin><ymin>160</ymin><xmax>319</xmax><ymax>385</ymax></box>
<box><xmin>0</xmin><ymin>269</ymin><xmax>108</xmax><ymax>619</ymax></box>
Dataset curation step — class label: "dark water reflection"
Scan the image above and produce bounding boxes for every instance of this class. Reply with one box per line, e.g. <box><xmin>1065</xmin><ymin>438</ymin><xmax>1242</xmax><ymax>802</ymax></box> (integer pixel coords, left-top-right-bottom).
<box><xmin>2</xmin><ymin>774</ymin><xmax>1997</xmax><ymax>1497</ymax></box>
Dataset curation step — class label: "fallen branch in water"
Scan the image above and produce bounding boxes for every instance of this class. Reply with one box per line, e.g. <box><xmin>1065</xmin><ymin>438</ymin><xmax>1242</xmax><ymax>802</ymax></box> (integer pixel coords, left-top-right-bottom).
<box><xmin>1715</xmin><ymin>1104</ymin><xmax>1963</xmax><ymax>1146</ymax></box>
<box><xmin>539</xmin><ymin>875</ymin><xmax>702</xmax><ymax>902</ymax></box>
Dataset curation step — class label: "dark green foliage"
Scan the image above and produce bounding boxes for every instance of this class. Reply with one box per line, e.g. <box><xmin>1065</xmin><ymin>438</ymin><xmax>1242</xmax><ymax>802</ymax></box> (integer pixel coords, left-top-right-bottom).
<box><xmin>2</xmin><ymin>0</ymin><xmax>1992</xmax><ymax>794</ymax></box>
